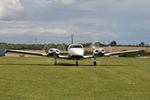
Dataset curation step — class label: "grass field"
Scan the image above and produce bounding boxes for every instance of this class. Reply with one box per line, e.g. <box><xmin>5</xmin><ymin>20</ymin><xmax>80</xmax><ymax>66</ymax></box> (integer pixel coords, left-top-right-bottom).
<box><xmin>0</xmin><ymin>57</ymin><xmax>150</xmax><ymax>100</ymax></box>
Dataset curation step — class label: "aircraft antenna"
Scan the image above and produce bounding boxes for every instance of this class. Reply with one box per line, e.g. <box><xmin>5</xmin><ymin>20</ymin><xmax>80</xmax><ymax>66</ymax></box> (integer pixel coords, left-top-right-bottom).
<box><xmin>71</xmin><ymin>34</ymin><xmax>74</xmax><ymax>44</ymax></box>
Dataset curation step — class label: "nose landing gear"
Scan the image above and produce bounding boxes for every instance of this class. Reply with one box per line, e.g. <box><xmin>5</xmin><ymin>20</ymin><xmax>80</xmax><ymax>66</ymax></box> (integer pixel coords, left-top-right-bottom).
<box><xmin>76</xmin><ymin>60</ymin><xmax>79</xmax><ymax>66</ymax></box>
<box><xmin>94</xmin><ymin>61</ymin><xmax>96</xmax><ymax>66</ymax></box>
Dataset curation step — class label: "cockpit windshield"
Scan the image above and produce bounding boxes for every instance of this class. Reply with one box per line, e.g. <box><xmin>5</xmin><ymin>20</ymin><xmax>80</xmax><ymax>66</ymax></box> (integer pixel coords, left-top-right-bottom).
<box><xmin>69</xmin><ymin>44</ymin><xmax>83</xmax><ymax>48</ymax></box>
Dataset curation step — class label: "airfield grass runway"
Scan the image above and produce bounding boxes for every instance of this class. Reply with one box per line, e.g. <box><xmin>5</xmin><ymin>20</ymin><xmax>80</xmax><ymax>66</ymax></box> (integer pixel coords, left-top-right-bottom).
<box><xmin>0</xmin><ymin>57</ymin><xmax>150</xmax><ymax>100</ymax></box>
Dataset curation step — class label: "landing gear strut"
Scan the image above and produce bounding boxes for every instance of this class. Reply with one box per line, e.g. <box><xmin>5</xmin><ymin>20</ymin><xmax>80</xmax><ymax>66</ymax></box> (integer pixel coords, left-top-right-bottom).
<box><xmin>93</xmin><ymin>56</ymin><xmax>97</xmax><ymax>66</ymax></box>
<box><xmin>54</xmin><ymin>54</ymin><xmax>58</xmax><ymax>65</ymax></box>
<box><xmin>54</xmin><ymin>58</ymin><xmax>57</xmax><ymax>65</ymax></box>
<box><xmin>76</xmin><ymin>60</ymin><xmax>79</xmax><ymax>66</ymax></box>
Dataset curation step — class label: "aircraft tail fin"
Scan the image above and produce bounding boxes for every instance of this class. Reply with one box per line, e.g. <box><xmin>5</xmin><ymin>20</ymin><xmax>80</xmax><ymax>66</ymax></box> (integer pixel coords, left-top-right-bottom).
<box><xmin>71</xmin><ymin>34</ymin><xmax>74</xmax><ymax>44</ymax></box>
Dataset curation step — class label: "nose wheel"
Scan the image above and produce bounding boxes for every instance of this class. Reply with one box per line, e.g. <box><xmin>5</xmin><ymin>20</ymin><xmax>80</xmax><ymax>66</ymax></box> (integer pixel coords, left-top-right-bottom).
<box><xmin>94</xmin><ymin>61</ymin><xmax>96</xmax><ymax>66</ymax></box>
<box><xmin>76</xmin><ymin>60</ymin><xmax>79</xmax><ymax>66</ymax></box>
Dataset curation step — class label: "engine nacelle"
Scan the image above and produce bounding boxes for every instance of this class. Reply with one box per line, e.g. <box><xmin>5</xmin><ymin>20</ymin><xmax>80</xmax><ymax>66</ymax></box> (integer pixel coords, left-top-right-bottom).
<box><xmin>93</xmin><ymin>48</ymin><xmax>105</xmax><ymax>56</ymax></box>
<box><xmin>48</xmin><ymin>48</ymin><xmax>60</xmax><ymax>56</ymax></box>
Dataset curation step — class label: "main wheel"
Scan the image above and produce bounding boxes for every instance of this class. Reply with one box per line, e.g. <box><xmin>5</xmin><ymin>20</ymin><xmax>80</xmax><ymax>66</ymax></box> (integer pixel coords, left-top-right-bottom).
<box><xmin>94</xmin><ymin>61</ymin><xmax>96</xmax><ymax>66</ymax></box>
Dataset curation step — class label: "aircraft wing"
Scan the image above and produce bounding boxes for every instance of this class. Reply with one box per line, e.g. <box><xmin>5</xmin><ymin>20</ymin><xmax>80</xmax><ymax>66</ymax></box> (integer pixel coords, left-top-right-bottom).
<box><xmin>6</xmin><ymin>49</ymin><xmax>48</xmax><ymax>56</ymax></box>
<box><xmin>104</xmin><ymin>49</ymin><xmax>145</xmax><ymax>56</ymax></box>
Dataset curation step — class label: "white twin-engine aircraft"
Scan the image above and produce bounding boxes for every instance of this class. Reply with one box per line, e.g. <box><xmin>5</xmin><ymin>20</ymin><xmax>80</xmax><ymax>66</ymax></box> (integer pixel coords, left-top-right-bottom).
<box><xmin>4</xmin><ymin>35</ymin><xmax>144</xmax><ymax>66</ymax></box>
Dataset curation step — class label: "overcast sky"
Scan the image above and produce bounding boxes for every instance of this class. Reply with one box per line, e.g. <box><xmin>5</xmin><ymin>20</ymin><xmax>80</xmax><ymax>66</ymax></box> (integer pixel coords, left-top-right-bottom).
<box><xmin>0</xmin><ymin>0</ymin><xmax>150</xmax><ymax>44</ymax></box>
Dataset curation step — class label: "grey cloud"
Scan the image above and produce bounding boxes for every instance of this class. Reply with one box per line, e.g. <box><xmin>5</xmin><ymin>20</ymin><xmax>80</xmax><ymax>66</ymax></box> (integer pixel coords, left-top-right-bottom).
<box><xmin>0</xmin><ymin>0</ymin><xmax>24</xmax><ymax>20</ymax></box>
<box><xmin>0</xmin><ymin>0</ymin><xmax>150</xmax><ymax>44</ymax></box>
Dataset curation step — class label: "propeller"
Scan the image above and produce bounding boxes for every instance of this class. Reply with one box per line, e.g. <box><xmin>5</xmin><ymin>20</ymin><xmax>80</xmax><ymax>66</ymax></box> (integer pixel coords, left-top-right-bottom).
<box><xmin>42</xmin><ymin>43</ymin><xmax>68</xmax><ymax>65</ymax></box>
<box><xmin>90</xmin><ymin>41</ymin><xmax>113</xmax><ymax>65</ymax></box>
<box><xmin>42</xmin><ymin>43</ymin><xmax>54</xmax><ymax>64</ymax></box>
<box><xmin>90</xmin><ymin>42</ymin><xmax>102</xmax><ymax>65</ymax></box>
<box><xmin>56</xmin><ymin>44</ymin><xmax>67</xmax><ymax>51</ymax></box>
<box><xmin>91</xmin><ymin>41</ymin><xmax>113</xmax><ymax>53</ymax></box>
<box><xmin>42</xmin><ymin>43</ymin><xmax>53</xmax><ymax>53</ymax></box>
<box><xmin>90</xmin><ymin>41</ymin><xmax>101</xmax><ymax>50</ymax></box>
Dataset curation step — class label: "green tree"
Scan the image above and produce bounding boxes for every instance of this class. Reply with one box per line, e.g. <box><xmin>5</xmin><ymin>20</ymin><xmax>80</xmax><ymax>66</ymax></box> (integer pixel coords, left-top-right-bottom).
<box><xmin>109</xmin><ymin>41</ymin><xmax>117</xmax><ymax>46</ymax></box>
<box><xmin>139</xmin><ymin>42</ymin><xmax>145</xmax><ymax>47</ymax></box>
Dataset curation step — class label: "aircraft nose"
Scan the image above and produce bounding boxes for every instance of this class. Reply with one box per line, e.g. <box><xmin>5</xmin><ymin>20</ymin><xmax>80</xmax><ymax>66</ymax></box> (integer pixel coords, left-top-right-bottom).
<box><xmin>73</xmin><ymin>49</ymin><xmax>84</xmax><ymax>56</ymax></box>
<box><xmin>74</xmin><ymin>52</ymin><xmax>82</xmax><ymax>56</ymax></box>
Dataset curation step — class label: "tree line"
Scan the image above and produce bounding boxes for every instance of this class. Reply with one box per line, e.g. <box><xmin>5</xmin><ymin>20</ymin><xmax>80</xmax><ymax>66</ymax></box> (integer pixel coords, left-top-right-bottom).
<box><xmin>0</xmin><ymin>41</ymin><xmax>149</xmax><ymax>50</ymax></box>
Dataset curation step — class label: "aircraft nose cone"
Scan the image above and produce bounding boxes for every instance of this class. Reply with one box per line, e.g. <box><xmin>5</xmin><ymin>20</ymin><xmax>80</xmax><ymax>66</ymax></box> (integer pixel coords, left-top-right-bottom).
<box><xmin>70</xmin><ymin>48</ymin><xmax>84</xmax><ymax>56</ymax></box>
<box><xmin>74</xmin><ymin>51</ymin><xmax>83</xmax><ymax>56</ymax></box>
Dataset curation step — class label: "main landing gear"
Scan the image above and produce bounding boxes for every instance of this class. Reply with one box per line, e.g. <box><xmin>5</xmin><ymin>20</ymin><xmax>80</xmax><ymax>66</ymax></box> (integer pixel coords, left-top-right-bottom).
<box><xmin>54</xmin><ymin>54</ymin><xmax>58</xmax><ymax>65</ymax></box>
<box><xmin>93</xmin><ymin>56</ymin><xmax>97</xmax><ymax>66</ymax></box>
<box><xmin>54</xmin><ymin>57</ymin><xmax>57</xmax><ymax>65</ymax></box>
